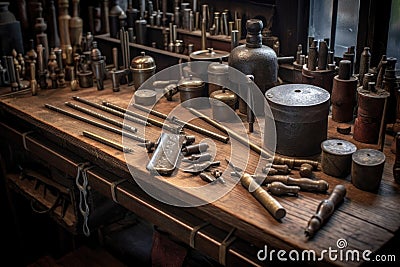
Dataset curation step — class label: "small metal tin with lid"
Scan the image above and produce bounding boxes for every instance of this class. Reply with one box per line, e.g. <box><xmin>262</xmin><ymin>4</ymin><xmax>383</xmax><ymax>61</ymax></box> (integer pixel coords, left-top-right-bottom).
<box><xmin>351</xmin><ymin>149</ymin><xmax>385</xmax><ymax>192</ymax></box>
<box><xmin>134</xmin><ymin>89</ymin><xmax>157</xmax><ymax>106</ymax></box>
<box><xmin>130</xmin><ymin>51</ymin><xmax>156</xmax><ymax>90</ymax></box>
<box><xmin>178</xmin><ymin>75</ymin><xmax>206</xmax><ymax>108</ymax></box>
<box><xmin>207</xmin><ymin>62</ymin><xmax>229</xmax><ymax>95</ymax></box>
<box><xmin>189</xmin><ymin>48</ymin><xmax>230</xmax><ymax>80</ymax></box>
<box><xmin>321</xmin><ymin>139</ymin><xmax>357</xmax><ymax>177</ymax></box>
<box><xmin>264</xmin><ymin>84</ymin><xmax>330</xmax><ymax>157</ymax></box>
<box><xmin>210</xmin><ymin>88</ymin><xmax>237</xmax><ymax>122</ymax></box>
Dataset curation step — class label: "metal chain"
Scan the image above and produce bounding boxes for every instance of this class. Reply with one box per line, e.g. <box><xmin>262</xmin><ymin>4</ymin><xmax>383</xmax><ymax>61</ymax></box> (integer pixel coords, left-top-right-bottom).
<box><xmin>75</xmin><ymin>162</ymin><xmax>93</xmax><ymax>237</ymax></box>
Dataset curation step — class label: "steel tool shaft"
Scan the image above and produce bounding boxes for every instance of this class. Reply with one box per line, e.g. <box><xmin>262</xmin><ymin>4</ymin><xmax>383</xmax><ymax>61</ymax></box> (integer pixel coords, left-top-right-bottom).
<box><xmin>73</xmin><ymin>97</ymin><xmax>150</xmax><ymax>126</ymax></box>
<box><xmin>65</xmin><ymin>102</ymin><xmax>137</xmax><ymax>133</ymax></box>
<box><xmin>45</xmin><ymin>104</ymin><xmax>147</xmax><ymax>143</ymax></box>
<box><xmin>133</xmin><ymin>104</ymin><xmax>229</xmax><ymax>143</ymax></box>
<box><xmin>101</xmin><ymin>101</ymin><xmax>181</xmax><ymax>133</ymax></box>
<box><xmin>83</xmin><ymin>130</ymin><xmax>134</xmax><ymax>152</ymax></box>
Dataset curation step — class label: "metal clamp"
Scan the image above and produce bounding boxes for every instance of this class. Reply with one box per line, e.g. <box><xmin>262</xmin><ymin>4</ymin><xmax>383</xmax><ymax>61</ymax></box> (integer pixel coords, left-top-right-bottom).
<box><xmin>21</xmin><ymin>131</ymin><xmax>34</xmax><ymax>151</ymax></box>
<box><xmin>75</xmin><ymin>162</ymin><xmax>93</xmax><ymax>237</ymax></box>
<box><xmin>110</xmin><ymin>178</ymin><xmax>128</xmax><ymax>203</ymax></box>
<box><xmin>189</xmin><ymin>222</ymin><xmax>210</xmax><ymax>248</ymax></box>
<box><xmin>219</xmin><ymin>227</ymin><xmax>237</xmax><ymax>266</ymax></box>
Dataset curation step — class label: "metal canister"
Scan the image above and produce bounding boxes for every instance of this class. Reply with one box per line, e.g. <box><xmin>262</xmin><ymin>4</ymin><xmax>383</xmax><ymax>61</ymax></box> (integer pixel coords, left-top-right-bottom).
<box><xmin>177</xmin><ymin>75</ymin><xmax>205</xmax><ymax>108</ymax></box>
<box><xmin>189</xmin><ymin>48</ymin><xmax>229</xmax><ymax>80</ymax></box>
<box><xmin>130</xmin><ymin>52</ymin><xmax>156</xmax><ymax>90</ymax></box>
<box><xmin>210</xmin><ymin>88</ymin><xmax>237</xmax><ymax>122</ymax></box>
<box><xmin>351</xmin><ymin>149</ymin><xmax>385</xmax><ymax>192</ymax></box>
<box><xmin>134</xmin><ymin>89</ymin><xmax>157</xmax><ymax>106</ymax></box>
<box><xmin>207</xmin><ymin>62</ymin><xmax>229</xmax><ymax>95</ymax></box>
<box><xmin>353</xmin><ymin>88</ymin><xmax>389</xmax><ymax>144</ymax></box>
<box><xmin>264</xmin><ymin>84</ymin><xmax>330</xmax><ymax>157</ymax></box>
<box><xmin>321</xmin><ymin>139</ymin><xmax>357</xmax><ymax>177</ymax></box>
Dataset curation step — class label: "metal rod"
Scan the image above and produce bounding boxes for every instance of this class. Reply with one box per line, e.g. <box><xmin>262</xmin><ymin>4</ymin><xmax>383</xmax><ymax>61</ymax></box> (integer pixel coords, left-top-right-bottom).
<box><xmin>45</xmin><ymin>104</ymin><xmax>147</xmax><ymax>143</ymax></box>
<box><xmin>102</xmin><ymin>101</ymin><xmax>180</xmax><ymax>133</ymax></box>
<box><xmin>83</xmin><ymin>130</ymin><xmax>133</xmax><ymax>153</ymax></box>
<box><xmin>133</xmin><ymin>104</ymin><xmax>229</xmax><ymax>143</ymax></box>
<box><xmin>65</xmin><ymin>102</ymin><xmax>138</xmax><ymax>133</ymax></box>
<box><xmin>188</xmin><ymin>108</ymin><xmax>320</xmax><ymax>169</ymax></box>
<box><xmin>330</xmin><ymin>0</ymin><xmax>338</xmax><ymax>53</ymax></box>
<box><xmin>120</xmin><ymin>29</ymin><xmax>126</xmax><ymax>69</ymax></box>
<box><xmin>125</xmin><ymin>30</ymin><xmax>130</xmax><ymax>69</ymax></box>
<box><xmin>72</xmin><ymin>96</ymin><xmax>150</xmax><ymax>126</ymax></box>
<box><xmin>201</xmin><ymin>18</ymin><xmax>207</xmax><ymax>50</ymax></box>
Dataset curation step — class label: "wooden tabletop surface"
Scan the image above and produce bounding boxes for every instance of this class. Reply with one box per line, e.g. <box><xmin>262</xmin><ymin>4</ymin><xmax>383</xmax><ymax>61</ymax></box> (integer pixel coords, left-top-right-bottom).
<box><xmin>1</xmin><ymin>83</ymin><xmax>399</xmax><ymax>267</ymax></box>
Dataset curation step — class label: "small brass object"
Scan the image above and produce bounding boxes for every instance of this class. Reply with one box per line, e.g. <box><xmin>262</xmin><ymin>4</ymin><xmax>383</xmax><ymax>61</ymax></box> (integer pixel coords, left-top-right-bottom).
<box><xmin>266</xmin><ymin>182</ymin><xmax>299</xmax><ymax>196</ymax></box>
<box><xmin>299</xmin><ymin>163</ymin><xmax>313</xmax><ymax>178</ymax></box>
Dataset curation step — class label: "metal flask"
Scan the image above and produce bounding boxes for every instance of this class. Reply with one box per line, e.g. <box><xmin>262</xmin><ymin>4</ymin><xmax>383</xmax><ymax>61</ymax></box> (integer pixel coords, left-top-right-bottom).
<box><xmin>130</xmin><ymin>52</ymin><xmax>156</xmax><ymax>90</ymax></box>
<box><xmin>264</xmin><ymin>84</ymin><xmax>330</xmax><ymax>157</ymax></box>
<box><xmin>228</xmin><ymin>19</ymin><xmax>278</xmax><ymax>115</ymax></box>
<box><xmin>210</xmin><ymin>88</ymin><xmax>237</xmax><ymax>122</ymax></box>
<box><xmin>177</xmin><ymin>75</ymin><xmax>206</xmax><ymax>108</ymax></box>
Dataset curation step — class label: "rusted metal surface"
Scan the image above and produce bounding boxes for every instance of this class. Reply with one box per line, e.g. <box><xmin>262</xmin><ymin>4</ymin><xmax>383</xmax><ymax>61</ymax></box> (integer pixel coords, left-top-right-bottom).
<box><xmin>351</xmin><ymin>149</ymin><xmax>385</xmax><ymax>192</ymax></box>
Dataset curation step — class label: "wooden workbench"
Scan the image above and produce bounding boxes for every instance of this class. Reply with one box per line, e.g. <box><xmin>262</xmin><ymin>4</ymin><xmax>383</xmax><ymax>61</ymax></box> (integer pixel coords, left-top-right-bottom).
<box><xmin>0</xmin><ymin>83</ymin><xmax>399</xmax><ymax>267</ymax></box>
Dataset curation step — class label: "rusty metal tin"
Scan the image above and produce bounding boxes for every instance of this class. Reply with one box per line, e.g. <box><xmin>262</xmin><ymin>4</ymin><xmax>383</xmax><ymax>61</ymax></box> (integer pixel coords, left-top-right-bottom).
<box><xmin>351</xmin><ymin>149</ymin><xmax>385</xmax><ymax>192</ymax></box>
<box><xmin>265</xmin><ymin>84</ymin><xmax>330</xmax><ymax>157</ymax></box>
<box><xmin>331</xmin><ymin>75</ymin><xmax>358</xmax><ymax>122</ymax></box>
<box><xmin>178</xmin><ymin>75</ymin><xmax>205</xmax><ymax>108</ymax></box>
<box><xmin>301</xmin><ymin>65</ymin><xmax>336</xmax><ymax>94</ymax></box>
<box><xmin>353</xmin><ymin>88</ymin><xmax>389</xmax><ymax>144</ymax></box>
<box><xmin>207</xmin><ymin>62</ymin><xmax>229</xmax><ymax>95</ymax></box>
<box><xmin>210</xmin><ymin>88</ymin><xmax>237</xmax><ymax>122</ymax></box>
<box><xmin>321</xmin><ymin>139</ymin><xmax>357</xmax><ymax>177</ymax></box>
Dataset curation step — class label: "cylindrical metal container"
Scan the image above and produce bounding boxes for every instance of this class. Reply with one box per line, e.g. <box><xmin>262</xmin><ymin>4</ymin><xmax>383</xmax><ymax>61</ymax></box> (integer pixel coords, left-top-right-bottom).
<box><xmin>189</xmin><ymin>48</ymin><xmax>229</xmax><ymax>80</ymax></box>
<box><xmin>108</xmin><ymin>2</ymin><xmax>124</xmax><ymax>38</ymax></box>
<box><xmin>207</xmin><ymin>62</ymin><xmax>229</xmax><ymax>95</ymax></box>
<box><xmin>351</xmin><ymin>149</ymin><xmax>385</xmax><ymax>192</ymax></box>
<box><xmin>134</xmin><ymin>89</ymin><xmax>157</xmax><ymax>106</ymax></box>
<box><xmin>178</xmin><ymin>75</ymin><xmax>205</xmax><ymax>108</ymax></box>
<box><xmin>353</xmin><ymin>88</ymin><xmax>389</xmax><ymax>144</ymax></box>
<box><xmin>130</xmin><ymin>52</ymin><xmax>156</xmax><ymax>90</ymax></box>
<box><xmin>331</xmin><ymin>75</ymin><xmax>358</xmax><ymax>122</ymax></box>
<box><xmin>321</xmin><ymin>139</ymin><xmax>357</xmax><ymax>177</ymax></box>
<box><xmin>210</xmin><ymin>88</ymin><xmax>237</xmax><ymax>122</ymax></box>
<box><xmin>301</xmin><ymin>65</ymin><xmax>336</xmax><ymax>94</ymax></box>
<box><xmin>264</xmin><ymin>84</ymin><xmax>330</xmax><ymax>157</ymax></box>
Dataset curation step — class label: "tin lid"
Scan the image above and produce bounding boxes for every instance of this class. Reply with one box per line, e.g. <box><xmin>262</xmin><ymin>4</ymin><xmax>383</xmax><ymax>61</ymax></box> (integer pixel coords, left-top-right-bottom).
<box><xmin>134</xmin><ymin>89</ymin><xmax>157</xmax><ymax>106</ymax></box>
<box><xmin>189</xmin><ymin>48</ymin><xmax>229</xmax><ymax>61</ymax></box>
<box><xmin>321</xmin><ymin>139</ymin><xmax>357</xmax><ymax>156</ymax></box>
<box><xmin>207</xmin><ymin>62</ymin><xmax>229</xmax><ymax>74</ymax></box>
<box><xmin>178</xmin><ymin>75</ymin><xmax>204</xmax><ymax>89</ymax></box>
<box><xmin>210</xmin><ymin>88</ymin><xmax>237</xmax><ymax>106</ymax></box>
<box><xmin>352</xmin><ymin>149</ymin><xmax>385</xmax><ymax>166</ymax></box>
<box><xmin>131</xmin><ymin>52</ymin><xmax>156</xmax><ymax>70</ymax></box>
<box><xmin>265</xmin><ymin>84</ymin><xmax>330</xmax><ymax>122</ymax></box>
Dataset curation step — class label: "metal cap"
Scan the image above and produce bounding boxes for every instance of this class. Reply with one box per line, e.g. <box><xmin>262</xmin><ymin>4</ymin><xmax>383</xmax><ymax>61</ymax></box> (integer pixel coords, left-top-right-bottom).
<box><xmin>178</xmin><ymin>75</ymin><xmax>204</xmax><ymax>89</ymax></box>
<box><xmin>352</xmin><ymin>149</ymin><xmax>385</xmax><ymax>167</ymax></box>
<box><xmin>134</xmin><ymin>89</ymin><xmax>157</xmax><ymax>106</ymax></box>
<box><xmin>210</xmin><ymin>88</ymin><xmax>237</xmax><ymax>106</ymax></box>
<box><xmin>131</xmin><ymin>52</ymin><xmax>156</xmax><ymax>70</ymax></box>
<box><xmin>189</xmin><ymin>48</ymin><xmax>229</xmax><ymax>61</ymax></box>
<box><xmin>321</xmin><ymin>139</ymin><xmax>357</xmax><ymax>156</ymax></box>
<box><xmin>207</xmin><ymin>62</ymin><xmax>229</xmax><ymax>74</ymax></box>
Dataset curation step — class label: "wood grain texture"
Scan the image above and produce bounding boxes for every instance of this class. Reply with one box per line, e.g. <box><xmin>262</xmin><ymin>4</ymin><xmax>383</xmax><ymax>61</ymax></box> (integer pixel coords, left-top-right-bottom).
<box><xmin>1</xmin><ymin>82</ymin><xmax>399</xmax><ymax>267</ymax></box>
